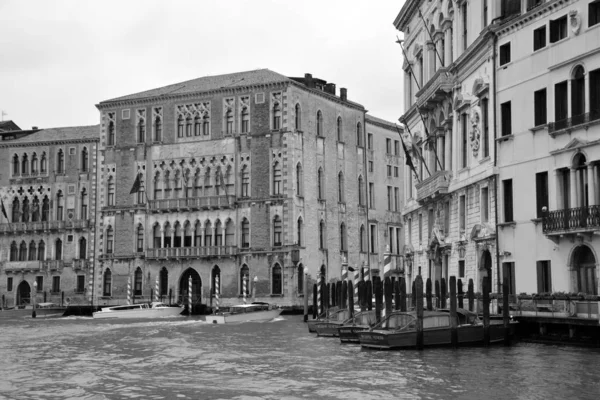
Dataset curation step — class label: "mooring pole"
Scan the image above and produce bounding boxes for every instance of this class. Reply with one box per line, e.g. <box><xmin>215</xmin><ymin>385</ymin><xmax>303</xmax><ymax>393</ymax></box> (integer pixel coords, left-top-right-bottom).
<box><xmin>468</xmin><ymin>279</ymin><xmax>474</xmax><ymax>312</ymax></box>
<box><xmin>348</xmin><ymin>280</ymin><xmax>354</xmax><ymax>319</ymax></box>
<box><xmin>483</xmin><ymin>277</ymin><xmax>491</xmax><ymax>346</ymax></box>
<box><xmin>399</xmin><ymin>277</ymin><xmax>407</xmax><ymax>312</ymax></box>
<box><xmin>312</xmin><ymin>283</ymin><xmax>317</xmax><ymax>319</ymax></box>
<box><xmin>415</xmin><ymin>275</ymin><xmax>424</xmax><ymax>350</ymax></box>
<box><xmin>32</xmin><ymin>281</ymin><xmax>37</xmax><ymax>319</ymax></box>
<box><xmin>450</xmin><ymin>276</ymin><xmax>458</xmax><ymax>347</ymax></box>
<box><xmin>503</xmin><ymin>276</ymin><xmax>510</xmax><ymax>346</ymax></box>
<box><xmin>374</xmin><ymin>277</ymin><xmax>382</xmax><ymax>323</ymax></box>
<box><xmin>426</xmin><ymin>278</ymin><xmax>433</xmax><ymax>311</ymax></box>
<box><xmin>394</xmin><ymin>279</ymin><xmax>400</xmax><ymax>311</ymax></box>
<box><xmin>457</xmin><ymin>279</ymin><xmax>464</xmax><ymax>309</ymax></box>
<box><xmin>303</xmin><ymin>269</ymin><xmax>309</xmax><ymax>322</ymax></box>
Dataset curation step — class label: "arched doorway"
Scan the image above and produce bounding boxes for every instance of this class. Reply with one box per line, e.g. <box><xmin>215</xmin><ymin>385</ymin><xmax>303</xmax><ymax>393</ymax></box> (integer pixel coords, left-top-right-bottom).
<box><xmin>479</xmin><ymin>250</ymin><xmax>493</xmax><ymax>292</ymax></box>
<box><xmin>179</xmin><ymin>268</ymin><xmax>202</xmax><ymax>314</ymax></box>
<box><xmin>572</xmin><ymin>245</ymin><xmax>597</xmax><ymax>295</ymax></box>
<box><xmin>17</xmin><ymin>281</ymin><xmax>31</xmax><ymax>306</ymax></box>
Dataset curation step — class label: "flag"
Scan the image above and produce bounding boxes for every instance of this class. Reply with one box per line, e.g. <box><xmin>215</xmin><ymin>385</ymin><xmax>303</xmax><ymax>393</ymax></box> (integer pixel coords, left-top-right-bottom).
<box><xmin>0</xmin><ymin>198</ymin><xmax>7</xmax><ymax>221</ymax></box>
<box><xmin>396</xmin><ymin>125</ymin><xmax>419</xmax><ymax>182</ymax></box>
<box><xmin>129</xmin><ymin>172</ymin><xmax>142</xmax><ymax>194</ymax></box>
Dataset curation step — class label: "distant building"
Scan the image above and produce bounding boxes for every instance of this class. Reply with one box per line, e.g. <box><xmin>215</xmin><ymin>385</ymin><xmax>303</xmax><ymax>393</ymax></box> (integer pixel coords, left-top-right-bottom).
<box><xmin>0</xmin><ymin>125</ymin><xmax>100</xmax><ymax>308</ymax></box>
<box><xmin>94</xmin><ymin>69</ymin><xmax>403</xmax><ymax>309</ymax></box>
<box><xmin>0</xmin><ymin>120</ymin><xmax>21</xmax><ymax>132</ymax></box>
<box><xmin>496</xmin><ymin>0</ymin><xmax>600</xmax><ymax>295</ymax></box>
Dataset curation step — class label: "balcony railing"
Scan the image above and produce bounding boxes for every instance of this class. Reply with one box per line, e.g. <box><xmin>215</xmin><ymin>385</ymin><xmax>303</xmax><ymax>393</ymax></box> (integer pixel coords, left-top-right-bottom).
<box><xmin>0</xmin><ymin>219</ymin><xmax>90</xmax><ymax>234</ymax></box>
<box><xmin>548</xmin><ymin>112</ymin><xmax>600</xmax><ymax>136</ymax></box>
<box><xmin>145</xmin><ymin>246</ymin><xmax>238</xmax><ymax>259</ymax></box>
<box><xmin>542</xmin><ymin>205</ymin><xmax>600</xmax><ymax>234</ymax></box>
<box><xmin>415</xmin><ymin>170</ymin><xmax>452</xmax><ymax>203</ymax></box>
<box><xmin>148</xmin><ymin>195</ymin><xmax>236</xmax><ymax>212</ymax></box>
<box><xmin>72</xmin><ymin>259</ymin><xmax>89</xmax><ymax>270</ymax></box>
<box><xmin>42</xmin><ymin>260</ymin><xmax>64</xmax><ymax>270</ymax></box>
<box><xmin>415</xmin><ymin>68</ymin><xmax>453</xmax><ymax>111</ymax></box>
<box><xmin>3</xmin><ymin>261</ymin><xmax>44</xmax><ymax>273</ymax></box>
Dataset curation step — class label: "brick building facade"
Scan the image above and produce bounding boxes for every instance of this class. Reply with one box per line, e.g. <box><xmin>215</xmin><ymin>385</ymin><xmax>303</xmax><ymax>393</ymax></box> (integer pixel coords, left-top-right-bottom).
<box><xmin>0</xmin><ymin>126</ymin><xmax>100</xmax><ymax>308</ymax></box>
<box><xmin>94</xmin><ymin>69</ymin><xmax>402</xmax><ymax>309</ymax></box>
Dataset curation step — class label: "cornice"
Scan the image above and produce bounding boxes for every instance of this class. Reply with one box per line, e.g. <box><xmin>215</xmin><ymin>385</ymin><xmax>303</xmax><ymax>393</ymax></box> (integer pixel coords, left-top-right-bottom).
<box><xmin>449</xmin><ymin>29</ymin><xmax>495</xmax><ymax>77</ymax></box>
<box><xmin>0</xmin><ymin>137</ymin><xmax>99</xmax><ymax>149</ymax></box>
<box><xmin>495</xmin><ymin>0</ymin><xmax>572</xmax><ymax>37</ymax></box>
<box><xmin>394</xmin><ymin>0</ymin><xmax>426</xmax><ymax>31</ymax></box>
<box><xmin>366</xmin><ymin>117</ymin><xmax>400</xmax><ymax>133</ymax></box>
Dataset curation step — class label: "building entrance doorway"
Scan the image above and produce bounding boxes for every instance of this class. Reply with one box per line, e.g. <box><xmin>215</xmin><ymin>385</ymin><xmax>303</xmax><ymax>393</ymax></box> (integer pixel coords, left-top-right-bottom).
<box><xmin>479</xmin><ymin>250</ymin><xmax>492</xmax><ymax>292</ymax></box>
<box><xmin>17</xmin><ymin>281</ymin><xmax>31</xmax><ymax>306</ymax></box>
<box><xmin>571</xmin><ymin>245</ymin><xmax>597</xmax><ymax>295</ymax></box>
<box><xmin>179</xmin><ymin>268</ymin><xmax>202</xmax><ymax>313</ymax></box>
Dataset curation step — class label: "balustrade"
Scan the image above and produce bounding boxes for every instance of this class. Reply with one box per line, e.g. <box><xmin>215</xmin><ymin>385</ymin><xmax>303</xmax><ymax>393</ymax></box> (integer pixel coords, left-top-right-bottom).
<box><xmin>146</xmin><ymin>246</ymin><xmax>237</xmax><ymax>259</ymax></box>
<box><xmin>148</xmin><ymin>195</ymin><xmax>235</xmax><ymax>212</ymax></box>
<box><xmin>543</xmin><ymin>205</ymin><xmax>600</xmax><ymax>234</ymax></box>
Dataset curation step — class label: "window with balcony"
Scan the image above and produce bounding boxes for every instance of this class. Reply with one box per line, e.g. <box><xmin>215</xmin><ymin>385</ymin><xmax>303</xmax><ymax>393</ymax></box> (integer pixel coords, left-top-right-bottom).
<box><xmin>55</xmin><ymin>238</ymin><xmax>62</xmax><ymax>261</ymax></box>
<box><xmin>501</xmin><ymin>102</ymin><xmax>512</xmax><ymax>136</ymax></box>
<box><xmin>533</xmin><ymin>26</ymin><xmax>546</xmax><ymax>51</ymax></box>
<box><xmin>499</xmin><ymin>42</ymin><xmax>511</xmax><ymax>66</ymax></box>
<box><xmin>19</xmin><ymin>240</ymin><xmax>26</xmax><ymax>261</ymax></box>
<box><xmin>12</xmin><ymin>154</ymin><xmax>19</xmax><ymax>176</ymax></box>
<box><xmin>20</xmin><ymin>154</ymin><xmax>29</xmax><ymax>176</ymax></box>
<box><xmin>555</xmin><ymin>81</ymin><xmax>568</xmax><ymax>124</ymax></box>
<box><xmin>572</xmin><ymin>66</ymin><xmax>586</xmax><ymax>125</ymax></box>
<box><xmin>592</xmin><ymin>68</ymin><xmax>600</xmax><ymax>121</ymax></box>
<box><xmin>503</xmin><ymin>179</ymin><xmax>514</xmax><ymax>222</ymax></box>
<box><xmin>534</xmin><ymin>88</ymin><xmax>547</xmax><ymax>126</ymax></box>
<box><xmin>536</xmin><ymin>171</ymin><xmax>548</xmax><ymax>218</ymax></box>
<box><xmin>273</xmin><ymin>161</ymin><xmax>282</xmax><ymax>195</ymax></box>
<box><xmin>79</xmin><ymin>237</ymin><xmax>87</xmax><ymax>259</ymax></box>
<box><xmin>549</xmin><ymin>15</ymin><xmax>567</xmax><ymax>43</ymax></box>
<box><xmin>241</xmin><ymin>165</ymin><xmax>249</xmax><ymax>197</ymax></box>
<box><xmin>107</xmin><ymin>176</ymin><xmax>115</xmax><ymax>207</ymax></box>
<box><xmin>272</xmin><ymin>103</ymin><xmax>281</xmax><ymax>131</ymax></box>
<box><xmin>9</xmin><ymin>241</ymin><xmax>17</xmax><ymax>261</ymax></box>
<box><xmin>273</xmin><ymin>216</ymin><xmax>282</xmax><ymax>247</ymax></box>
<box><xmin>38</xmin><ymin>240</ymin><xmax>45</xmax><ymax>261</ymax></box>
<box><xmin>137</xmin><ymin>225</ymin><xmax>144</xmax><ymax>253</ymax></box>
<box><xmin>272</xmin><ymin>263</ymin><xmax>282</xmax><ymax>295</ymax></box>
<box><xmin>591</xmin><ymin>0</ymin><xmax>600</xmax><ymax>27</ymax></box>
<box><xmin>103</xmin><ymin>268</ymin><xmax>112</xmax><ymax>296</ymax></box>
<box><xmin>106</xmin><ymin>226</ymin><xmax>114</xmax><ymax>254</ymax></box>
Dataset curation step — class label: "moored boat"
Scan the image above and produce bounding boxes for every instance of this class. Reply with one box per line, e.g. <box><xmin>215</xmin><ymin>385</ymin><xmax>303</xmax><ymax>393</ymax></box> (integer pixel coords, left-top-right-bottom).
<box><xmin>206</xmin><ymin>302</ymin><xmax>282</xmax><ymax>324</ymax></box>
<box><xmin>307</xmin><ymin>306</ymin><xmax>339</xmax><ymax>333</ymax></box>
<box><xmin>358</xmin><ymin>308</ymin><xmax>518</xmax><ymax>350</ymax></box>
<box><xmin>314</xmin><ymin>309</ymin><xmax>353</xmax><ymax>337</ymax></box>
<box><xmin>92</xmin><ymin>302</ymin><xmax>184</xmax><ymax>319</ymax></box>
<box><xmin>337</xmin><ymin>309</ymin><xmax>377</xmax><ymax>343</ymax></box>
<box><xmin>0</xmin><ymin>302</ymin><xmax>67</xmax><ymax>319</ymax></box>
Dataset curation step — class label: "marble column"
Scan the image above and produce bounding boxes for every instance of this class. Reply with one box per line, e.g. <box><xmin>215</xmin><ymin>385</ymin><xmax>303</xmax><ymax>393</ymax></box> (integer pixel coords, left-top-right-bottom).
<box><xmin>160</xmin><ymin>228</ymin><xmax>165</xmax><ymax>248</ymax></box>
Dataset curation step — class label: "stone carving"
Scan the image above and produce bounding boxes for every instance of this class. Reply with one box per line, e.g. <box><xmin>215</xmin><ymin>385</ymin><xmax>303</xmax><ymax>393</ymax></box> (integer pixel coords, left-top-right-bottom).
<box><xmin>469</xmin><ymin>107</ymin><xmax>481</xmax><ymax>157</ymax></box>
<box><xmin>570</xmin><ymin>10</ymin><xmax>581</xmax><ymax>35</ymax></box>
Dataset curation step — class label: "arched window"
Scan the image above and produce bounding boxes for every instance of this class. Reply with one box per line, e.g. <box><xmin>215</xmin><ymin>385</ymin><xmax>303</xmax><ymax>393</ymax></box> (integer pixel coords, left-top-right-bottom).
<box><xmin>10</xmin><ymin>241</ymin><xmax>18</xmax><ymax>261</ymax></box>
<box><xmin>340</xmin><ymin>223</ymin><xmax>347</xmax><ymax>251</ymax></box>
<box><xmin>137</xmin><ymin>225</ymin><xmax>144</xmax><ymax>253</ymax></box>
<box><xmin>103</xmin><ymin>268</ymin><xmax>112</xmax><ymax>296</ymax></box>
<box><xmin>19</xmin><ymin>240</ymin><xmax>27</xmax><ymax>261</ymax></box>
<box><xmin>241</xmin><ymin>165</ymin><xmax>249</xmax><ymax>197</ymax></box>
<box><xmin>194</xmin><ymin>115</ymin><xmax>201</xmax><ymax>136</ymax></box>
<box><xmin>138</xmin><ymin>118</ymin><xmax>146</xmax><ymax>143</ymax></box>
<box><xmin>57</xmin><ymin>149</ymin><xmax>64</xmax><ymax>174</ymax></box>
<box><xmin>107</xmin><ymin>176</ymin><xmax>115</xmax><ymax>206</ymax></box>
<box><xmin>204</xmin><ymin>221</ymin><xmax>212</xmax><ymax>247</ymax></box>
<box><xmin>338</xmin><ymin>172</ymin><xmax>345</xmax><ymax>203</ymax></box>
<box><xmin>106</xmin><ymin>226</ymin><xmax>114</xmax><ymax>254</ymax></box>
<box><xmin>212</xmin><ymin>265</ymin><xmax>221</xmax><ymax>296</ymax></box>
<box><xmin>41</xmin><ymin>197</ymin><xmax>49</xmax><ymax>222</ymax></box>
<box><xmin>203</xmin><ymin>114</ymin><xmax>210</xmax><ymax>135</ymax></box>
<box><xmin>273</xmin><ymin>216</ymin><xmax>282</xmax><ymax>247</ymax></box>
<box><xmin>273</xmin><ymin>103</ymin><xmax>281</xmax><ymax>130</ymax></box>
<box><xmin>31</xmin><ymin>153</ymin><xmax>38</xmax><ymax>175</ymax></box>
<box><xmin>56</xmin><ymin>190</ymin><xmax>64</xmax><ymax>220</ymax></box>
<box><xmin>186</xmin><ymin>116</ymin><xmax>192</xmax><ymax>137</ymax></box>
<box><xmin>154</xmin><ymin>116</ymin><xmax>162</xmax><ymax>141</ymax></box>
<box><xmin>319</xmin><ymin>220</ymin><xmax>326</xmax><ymax>249</ymax></box>
<box><xmin>174</xmin><ymin>221</ymin><xmax>182</xmax><ymax>248</ymax></box>
<box><xmin>225</xmin><ymin>110</ymin><xmax>233</xmax><ymax>134</ymax></box>
<box><xmin>31</xmin><ymin>197</ymin><xmax>40</xmax><ymax>222</ymax></box>
<box><xmin>241</xmin><ymin>107</ymin><xmax>249</xmax><ymax>133</ymax></box>
<box><xmin>356</xmin><ymin>122</ymin><xmax>363</xmax><ymax>146</ymax></box>
<box><xmin>21</xmin><ymin>198</ymin><xmax>29</xmax><ymax>222</ymax></box>
<box><xmin>317</xmin><ymin>167</ymin><xmax>324</xmax><ymax>199</ymax></box>
<box><xmin>296</xmin><ymin>163</ymin><xmax>303</xmax><ymax>196</ymax></box>
<box><xmin>79</xmin><ymin>237</ymin><xmax>86</xmax><ymax>259</ymax></box>
<box><xmin>55</xmin><ymin>238</ymin><xmax>62</xmax><ymax>260</ymax></box>
<box><xmin>360</xmin><ymin>225</ymin><xmax>366</xmax><ymax>252</ymax></box>
<box><xmin>153</xmin><ymin>224</ymin><xmax>161</xmax><ymax>248</ymax></box>
<box><xmin>572</xmin><ymin>65</ymin><xmax>586</xmax><ymax>124</ymax></box>
<box><xmin>297</xmin><ymin>217</ymin><xmax>303</xmax><ymax>246</ymax></box>
<box><xmin>11</xmin><ymin>198</ymin><xmax>20</xmax><ymax>223</ymax></box>
<box><xmin>134</xmin><ymin>267</ymin><xmax>143</xmax><ymax>296</ymax></box>
<box><xmin>358</xmin><ymin>175</ymin><xmax>365</xmax><ymax>206</ymax></box>
<box><xmin>317</xmin><ymin>110</ymin><xmax>323</xmax><ymax>136</ymax></box>
<box><xmin>297</xmin><ymin>264</ymin><xmax>304</xmax><ymax>294</ymax></box>
<box><xmin>240</xmin><ymin>264</ymin><xmax>249</xmax><ymax>295</ymax></box>
<box><xmin>295</xmin><ymin>103</ymin><xmax>301</xmax><ymax>131</ymax></box>
<box><xmin>21</xmin><ymin>154</ymin><xmax>28</xmax><ymax>175</ymax></box>
<box><xmin>214</xmin><ymin>220</ymin><xmax>223</xmax><ymax>246</ymax></box>
<box><xmin>273</xmin><ymin>161</ymin><xmax>282</xmax><ymax>195</ymax></box>
<box><xmin>177</xmin><ymin>115</ymin><xmax>184</xmax><ymax>138</ymax></box>
<box><xmin>38</xmin><ymin>240</ymin><xmax>45</xmax><ymax>261</ymax></box>
<box><xmin>13</xmin><ymin>154</ymin><xmax>19</xmax><ymax>176</ymax></box>
<box><xmin>107</xmin><ymin>120</ymin><xmax>115</xmax><ymax>145</ymax></box>
<box><xmin>159</xmin><ymin>267</ymin><xmax>168</xmax><ymax>296</ymax></box>
<box><xmin>225</xmin><ymin>219</ymin><xmax>234</xmax><ymax>246</ymax></box>
<box><xmin>40</xmin><ymin>152</ymin><xmax>47</xmax><ymax>174</ymax></box>
<box><xmin>81</xmin><ymin>147</ymin><xmax>88</xmax><ymax>172</ymax></box>
<box><xmin>241</xmin><ymin>218</ymin><xmax>250</xmax><ymax>248</ymax></box>
<box><xmin>337</xmin><ymin>117</ymin><xmax>343</xmax><ymax>141</ymax></box>
<box><xmin>272</xmin><ymin>263</ymin><xmax>282</xmax><ymax>295</ymax></box>
<box><xmin>80</xmin><ymin>189</ymin><xmax>88</xmax><ymax>219</ymax></box>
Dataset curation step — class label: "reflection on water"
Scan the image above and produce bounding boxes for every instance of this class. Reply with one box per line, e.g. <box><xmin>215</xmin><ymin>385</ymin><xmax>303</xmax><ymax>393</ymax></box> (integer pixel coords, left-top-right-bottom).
<box><xmin>1</xmin><ymin>314</ymin><xmax>599</xmax><ymax>400</ymax></box>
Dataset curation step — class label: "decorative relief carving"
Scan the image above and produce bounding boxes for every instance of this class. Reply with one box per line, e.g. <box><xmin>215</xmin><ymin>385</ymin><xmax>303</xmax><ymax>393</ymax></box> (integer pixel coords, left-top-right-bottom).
<box><xmin>469</xmin><ymin>106</ymin><xmax>481</xmax><ymax>157</ymax></box>
<box><xmin>570</xmin><ymin>10</ymin><xmax>581</xmax><ymax>35</ymax></box>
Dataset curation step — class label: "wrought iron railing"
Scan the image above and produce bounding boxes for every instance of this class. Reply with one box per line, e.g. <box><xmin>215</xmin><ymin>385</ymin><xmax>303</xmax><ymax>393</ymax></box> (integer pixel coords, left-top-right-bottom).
<box><xmin>146</xmin><ymin>246</ymin><xmax>237</xmax><ymax>259</ymax></box>
<box><xmin>548</xmin><ymin>112</ymin><xmax>593</xmax><ymax>134</ymax></box>
<box><xmin>542</xmin><ymin>205</ymin><xmax>600</xmax><ymax>233</ymax></box>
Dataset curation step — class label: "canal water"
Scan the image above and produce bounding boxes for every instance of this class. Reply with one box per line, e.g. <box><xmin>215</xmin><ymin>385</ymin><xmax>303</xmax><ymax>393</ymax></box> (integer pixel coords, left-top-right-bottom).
<box><xmin>1</xmin><ymin>314</ymin><xmax>599</xmax><ymax>400</ymax></box>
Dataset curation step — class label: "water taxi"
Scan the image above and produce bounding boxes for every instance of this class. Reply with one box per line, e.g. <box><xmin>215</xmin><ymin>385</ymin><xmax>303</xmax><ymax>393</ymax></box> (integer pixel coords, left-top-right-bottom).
<box><xmin>337</xmin><ymin>309</ymin><xmax>377</xmax><ymax>343</ymax></box>
<box><xmin>314</xmin><ymin>308</ymin><xmax>353</xmax><ymax>337</ymax></box>
<box><xmin>206</xmin><ymin>302</ymin><xmax>282</xmax><ymax>324</ymax></box>
<box><xmin>307</xmin><ymin>306</ymin><xmax>340</xmax><ymax>333</ymax></box>
<box><xmin>92</xmin><ymin>302</ymin><xmax>183</xmax><ymax>319</ymax></box>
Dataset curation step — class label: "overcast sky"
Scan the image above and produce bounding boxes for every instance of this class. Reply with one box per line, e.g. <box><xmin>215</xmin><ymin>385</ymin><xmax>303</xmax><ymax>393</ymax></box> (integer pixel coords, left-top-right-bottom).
<box><xmin>0</xmin><ymin>0</ymin><xmax>405</xmax><ymax>130</ymax></box>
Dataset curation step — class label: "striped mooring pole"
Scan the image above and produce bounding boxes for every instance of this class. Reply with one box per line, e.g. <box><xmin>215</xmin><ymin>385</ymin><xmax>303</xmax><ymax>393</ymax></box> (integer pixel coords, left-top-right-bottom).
<box><xmin>127</xmin><ymin>276</ymin><xmax>132</xmax><ymax>305</ymax></box>
<box><xmin>382</xmin><ymin>245</ymin><xmax>392</xmax><ymax>319</ymax></box>
<box><xmin>188</xmin><ymin>275</ymin><xmax>192</xmax><ymax>316</ymax></box>
<box><xmin>154</xmin><ymin>276</ymin><xmax>159</xmax><ymax>302</ymax></box>
<box><xmin>317</xmin><ymin>275</ymin><xmax>322</xmax><ymax>316</ymax></box>
<box><xmin>354</xmin><ymin>265</ymin><xmax>359</xmax><ymax>303</ymax></box>
<box><xmin>215</xmin><ymin>275</ymin><xmax>220</xmax><ymax>312</ymax></box>
<box><xmin>243</xmin><ymin>275</ymin><xmax>248</xmax><ymax>305</ymax></box>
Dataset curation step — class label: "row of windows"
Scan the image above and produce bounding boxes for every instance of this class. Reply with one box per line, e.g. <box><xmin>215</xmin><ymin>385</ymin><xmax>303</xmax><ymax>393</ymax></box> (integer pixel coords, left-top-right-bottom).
<box><xmin>8</xmin><ymin>190</ymin><xmax>88</xmax><ymax>223</ymax></box>
<box><xmin>5</xmin><ymin>275</ymin><xmax>82</xmax><ymax>293</ymax></box>
<box><xmin>8</xmin><ymin>237</ymin><xmax>86</xmax><ymax>261</ymax></box>
<box><xmin>12</xmin><ymin>148</ymin><xmax>89</xmax><ymax>177</ymax></box>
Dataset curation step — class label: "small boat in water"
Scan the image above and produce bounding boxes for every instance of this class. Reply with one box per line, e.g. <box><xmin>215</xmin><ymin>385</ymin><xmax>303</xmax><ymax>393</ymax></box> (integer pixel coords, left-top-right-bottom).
<box><xmin>92</xmin><ymin>302</ymin><xmax>183</xmax><ymax>319</ymax></box>
<box><xmin>314</xmin><ymin>308</ymin><xmax>353</xmax><ymax>337</ymax></box>
<box><xmin>307</xmin><ymin>307</ymin><xmax>340</xmax><ymax>333</ymax></box>
<box><xmin>0</xmin><ymin>302</ymin><xmax>67</xmax><ymax>319</ymax></box>
<box><xmin>358</xmin><ymin>308</ymin><xmax>518</xmax><ymax>350</ymax></box>
<box><xmin>206</xmin><ymin>302</ymin><xmax>282</xmax><ymax>324</ymax></box>
<box><xmin>337</xmin><ymin>309</ymin><xmax>377</xmax><ymax>344</ymax></box>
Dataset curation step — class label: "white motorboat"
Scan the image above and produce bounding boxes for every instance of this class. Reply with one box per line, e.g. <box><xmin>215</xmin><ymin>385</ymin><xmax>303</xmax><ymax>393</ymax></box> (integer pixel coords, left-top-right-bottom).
<box><xmin>206</xmin><ymin>302</ymin><xmax>282</xmax><ymax>324</ymax></box>
<box><xmin>92</xmin><ymin>302</ymin><xmax>184</xmax><ymax>319</ymax></box>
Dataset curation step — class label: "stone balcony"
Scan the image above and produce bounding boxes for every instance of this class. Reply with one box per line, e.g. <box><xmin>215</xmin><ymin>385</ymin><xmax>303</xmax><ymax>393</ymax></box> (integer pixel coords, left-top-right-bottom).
<box><xmin>415</xmin><ymin>67</ymin><xmax>453</xmax><ymax>112</ymax></box>
<box><xmin>2</xmin><ymin>260</ymin><xmax>44</xmax><ymax>274</ymax></box>
<box><xmin>148</xmin><ymin>195</ymin><xmax>236</xmax><ymax>212</ymax></box>
<box><xmin>0</xmin><ymin>219</ymin><xmax>90</xmax><ymax>234</ymax></box>
<box><xmin>415</xmin><ymin>170</ymin><xmax>452</xmax><ymax>204</ymax></box>
<box><xmin>145</xmin><ymin>246</ymin><xmax>238</xmax><ymax>259</ymax></box>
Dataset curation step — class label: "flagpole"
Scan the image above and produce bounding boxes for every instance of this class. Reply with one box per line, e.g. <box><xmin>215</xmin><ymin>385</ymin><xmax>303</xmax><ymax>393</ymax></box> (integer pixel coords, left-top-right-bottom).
<box><xmin>395</xmin><ymin>125</ymin><xmax>421</xmax><ymax>183</ymax></box>
<box><xmin>418</xmin><ymin>8</ymin><xmax>448</xmax><ymax>77</ymax></box>
<box><xmin>396</xmin><ymin>36</ymin><xmax>444</xmax><ymax>173</ymax></box>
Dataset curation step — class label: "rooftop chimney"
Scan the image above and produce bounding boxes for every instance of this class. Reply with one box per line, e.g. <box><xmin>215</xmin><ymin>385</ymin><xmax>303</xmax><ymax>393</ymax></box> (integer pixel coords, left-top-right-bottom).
<box><xmin>340</xmin><ymin>88</ymin><xmax>347</xmax><ymax>101</ymax></box>
<box><xmin>325</xmin><ymin>83</ymin><xmax>336</xmax><ymax>96</ymax></box>
<box><xmin>305</xmin><ymin>73</ymin><xmax>314</xmax><ymax>89</ymax></box>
